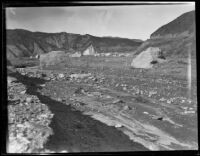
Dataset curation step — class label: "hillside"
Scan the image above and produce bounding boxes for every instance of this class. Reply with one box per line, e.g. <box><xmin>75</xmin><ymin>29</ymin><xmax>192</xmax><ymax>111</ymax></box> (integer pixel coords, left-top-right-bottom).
<box><xmin>6</xmin><ymin>29</ymin><xmax>143</xmax><ymax>60</ymax></box>
<box><xmin>134</xmin><ymin>10</ymin><xmax>196</xmax><ymax>58</ymax></box>
<box><xmin>150</xmin><ymin>11</ymin><xmax>195</xmax><ymax>38</ymax></box>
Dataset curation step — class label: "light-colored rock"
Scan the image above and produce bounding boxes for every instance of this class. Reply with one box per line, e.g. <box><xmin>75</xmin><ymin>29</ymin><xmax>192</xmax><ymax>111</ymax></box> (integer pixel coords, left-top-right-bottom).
<box><xmin>58</xmin><ymin>73</ymin><xmax>65</xmax><ymax>78</ymax></box>
<box><xmin>39</xmin><ymin>84</ymin><xmax>46</xmax><ymax>87</ymax></box>
<box><xmin>131</xmin><ymin>47</ymin><xmax>166</xmax><ymax>69</ymax></box>
<box><xmin>7</xmin><ymin>77</ymin><xmax>17</xmax><ymax>85</ymax></box>
<box><xmin>20</xmin><ymin>90</ymin><xmax>26</xmax><ymax>95</ymax></box>
<box><xmin>70</xmin><ymin>73</ymin><xmax>91</xmax><ymax>79</ymax></box>
<box><xmin>39</xmin><ymin>51</ymin><xmax>66</xmax><ymax>68</ymax></box>
<box><xmin>26</xmin><ymin>97</ymin><xmax>32</xmax><ymax>103</ymax></box>
<box><xmin>115</xmin><ymin>124</ymin><xmax>122</xmax><ymax>128</ymax></box>
<box><xmin>123</xmin><ymin>105</ymin><xmax>132</xmax><ymax>110</ymax></box>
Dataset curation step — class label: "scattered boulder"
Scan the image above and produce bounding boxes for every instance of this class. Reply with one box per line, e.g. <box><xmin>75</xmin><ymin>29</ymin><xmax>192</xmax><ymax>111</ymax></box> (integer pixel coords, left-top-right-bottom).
<box><xmin>112</xmin><ymin>99</ymin><xmax>124</xmax><ymax>104</ymax></box>
<box><xmin>26</xmin><ymin>97</ymin><xmax>32</xmax><ymax>103</ymax></box>
<box><xmin>58</xmin><ymin>73</ymin><xmax>65</xmax><ymax>79</ymax></box>
<box><xmin>115</xmin><ymin>124</ymin><xmax>122</xmax><ymax>128</ymax></box>
<box><xmin>39</xmin><ymin>51</ymin><xmax>66</xmax><ymax>69</ymax></box>
<box><xmin>74</xmin><ymin>87</ymin><xmax>86</xmax><ymax>94</ymax></box>
<box><xmin>70</xmin><ymin>73</ymin><xmax>92</xmax><ymax>79</ymax></box>
<box><xmin>131</xmin><ymin>47</ymin><xmax>166</xmax><ymax>69</ymax></box>
<box><xmin>152</xmin><ymin>115</ymin><xmax>164</xmax><ymax>121</ymax></box>
<box><xmin>123</xmin><ymin>105</ymin><xmax>132</xmax><ymax>111</ymax></box>
<box><xmin>7</xmin><ymin>76</ymin><xmax>17</xmax><ymax>85</ymax></box>
<box><xmin>57</xmin><ymin>97</ymin><xmax>62</xmax><ymax>102</ymax></box>
<box><xmin>39</xmin><ymin>84</ymin><xmax>46</xmax><ymax>87</ymax></box>
<box><xmin>20</xmin><ymin>90</ymin><xmax>26</xmax><ymax>95</ymax></box>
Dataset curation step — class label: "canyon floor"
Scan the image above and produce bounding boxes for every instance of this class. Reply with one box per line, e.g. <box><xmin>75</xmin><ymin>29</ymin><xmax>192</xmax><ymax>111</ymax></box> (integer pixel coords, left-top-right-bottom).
<box><xmin>7</xmin><ymin>56</ymin><xmax>198</xmax><ymax>153</ymax></box>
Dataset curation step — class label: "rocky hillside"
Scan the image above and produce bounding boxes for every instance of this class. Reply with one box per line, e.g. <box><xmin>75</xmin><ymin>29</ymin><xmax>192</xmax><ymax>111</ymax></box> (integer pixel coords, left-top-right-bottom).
<box><xmin>150</xmin><ymin>11</ymin><xmax>195</xmax><ymax>38</ymax></box>
<box><xmin>6</xmin><ymin>29</ymin><xmax>143</xmax><ymax>60</ymax></box>
<box><xmin>134</xmin><ymin>10</ymin><xmax>196</xmax><ymax>58</ymax></box>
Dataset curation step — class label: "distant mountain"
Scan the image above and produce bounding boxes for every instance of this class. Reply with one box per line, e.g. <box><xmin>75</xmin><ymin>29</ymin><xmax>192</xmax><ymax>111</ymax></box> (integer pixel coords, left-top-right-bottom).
<box><xmin>134</xmin><ymin>10</ymin><xmax>196</xmax><ymax>58</ymax></box>
<box><xmin>6</xmin><ymin>29</ymin><xmax>143</xmax><ymax>60</ymax></box>
<box><xmin>150</xmin><ymin>10</ymin><xmax>195</xmax><ymax>38</ymax></box>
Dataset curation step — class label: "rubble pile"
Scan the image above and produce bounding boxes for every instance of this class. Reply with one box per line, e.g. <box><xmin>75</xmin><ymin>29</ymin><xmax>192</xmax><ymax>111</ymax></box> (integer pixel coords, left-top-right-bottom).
<box><xmin>7</xmin><ymin>78</ymin><xmax>54</xmax><ymax>153</ymax></box>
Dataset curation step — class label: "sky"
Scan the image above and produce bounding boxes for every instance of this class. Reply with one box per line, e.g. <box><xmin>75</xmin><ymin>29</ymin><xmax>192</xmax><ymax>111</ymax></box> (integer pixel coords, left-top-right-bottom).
<box><xmin>6</xmin><ymin>3</ymin><xmax>195</xmax><ymax>40</ymax></box>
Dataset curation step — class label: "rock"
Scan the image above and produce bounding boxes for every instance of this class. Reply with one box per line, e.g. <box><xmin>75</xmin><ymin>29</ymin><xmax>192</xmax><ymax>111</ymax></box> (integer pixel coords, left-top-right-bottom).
<box><xmin>115</xmin><ymin>124</ymin><xmax>122</xmax><ymax>128</ymax></box>
<box><xmin>159</xmin><ymin>97</ymin><xmax>165</xmax><ymax>101</ymax></box>
<box><xmin>123</xmin><ymin>87</ymin><xmax>127</xmax><ymax>90</ymax></box>
<box><xmin>115</xmin><ymin>84</ymin><xmax>119</xmax><ymax>87</ymax></box>
<box><xmin>39</xmin><ymin>51</ymin><xmax>66</xmax><ymax>68</ymax></box>
<box><xmin>183</xmin><ymin>110</ymin><xmax>195</xmax><ymax>114</ymax></box>
<box><xmin>58</xmin><ymin>73</ymin><xmax>65</xmax><ymax>79</ymax></box>
<box><xmin>91</xmin><ymin>92</ymin><xmax>102</xmax><ymax>96</ymax></box>
<box><xmin>26</xmin><ymin>97</ymin><xmax>32</xmax><ymax>103</ymax></box>
<box><xmin>167</xmin><ymin>100</ymin><xmax>171</xmax><ymax>104</ymax></box>
<box><xmin>148</xmin><ymin>90</ymin><xmax>157</xmax><ymax>97</ymax></box>
<box><xmin>123</xmin><ymin>105</ymin><xmax>132</xmax><ymax>110</ymax></box>
<box><xmin>45</xmin><ymin>77</ymin><xmax>51</xmax><ymax>81</ymax></box>
<box><xmin>112</xmin><ymin>99</ymin><xmax>124</xmax><ymax>104</ymax></box>
<box><xmin>7</xmin><ymin>76</ymin><xmax>17</xmax><ymax>85</ymax></box>
<box><xmin>41</xmin><ymin>73</ymin><xmax>46</xmax><ymax>77</ymax></box>
<box><xmin>20</xmin><ymin>90</ymin><xmax>26</xmax><ymax>95</ymax></box>
<box><xmin>152</xmin><ymin>115</ymin><xmax>163</xmax><ymax>120</ymax></box>
<box><xmin>74</xmin><ymin>87</ymin><xmax>85</xmax><ymax>94</ymax></box>
<box><xmin>143</xmin><ymin>112</ymin><xmax>149</xmax><ymax>115</ymax></box>
<box><xmin>39</xmin><ymin>84</ymin><xmax>46</xmax><ymax>87</ymax></box>
<box><xmin>57</xmin><ymin>98</ymin><xmax>62</xmax><ymax>102</ymax></box>
<box><xmin>70</xmin><ymin>73</ymin><xmax>91</xmax><ymax>79</ymax></box>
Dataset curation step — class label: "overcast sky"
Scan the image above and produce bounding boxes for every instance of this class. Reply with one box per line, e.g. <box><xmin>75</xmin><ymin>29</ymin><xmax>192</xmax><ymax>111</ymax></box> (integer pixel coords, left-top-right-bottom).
<box><xmin>6</xmin><ymin>3</ymin><xmax>195</xmax><ymax>40</ymax></box>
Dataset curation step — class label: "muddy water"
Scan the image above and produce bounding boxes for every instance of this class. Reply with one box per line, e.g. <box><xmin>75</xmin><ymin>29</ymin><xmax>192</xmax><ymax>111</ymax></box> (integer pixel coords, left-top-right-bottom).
<box><xmin>9</xmin><ymin>72</ymin><xmax>148</xmax><ymax>153</ymax></box>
